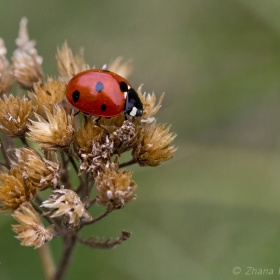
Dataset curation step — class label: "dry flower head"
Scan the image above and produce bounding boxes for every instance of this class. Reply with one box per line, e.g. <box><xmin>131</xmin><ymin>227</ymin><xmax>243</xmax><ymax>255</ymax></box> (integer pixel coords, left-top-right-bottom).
<box><xmin>107</xmin><ymin>57</ymin><xmax>132</xmax><ymax>80</ymax></box>
<box><xmin>9</xmin><ymin>148</ymin><xmax>60</xmax><ymax>189</ymax></box>
<box><xmin>56</xmin><ymin>42</ymin><xmax>89</xmax><ymax>82</ymax></box>
<box><xmin>0</xmin><ymin>94</ymin><xmax>32</xmax><ymax>137</ymax></box>
<box><xmin>12</xmin><ymin>201</ymin><xmax>54</xmax><ymax>248</ymax></box>
<box><xmin>96</xmin><ymin>163</ymin><xmax>137</xmax><ymax>210</ymax></box>
<box><xmin>137</xmin><ymin>85</ymin><xmax>165</xmax><ymax>121</ymax></box>
<box><xmin>29</xmin><ymin>78</ymin><xmax>66</xmax><ymax>118</ymax></box>
<box><xmin>75</xmin><ymin>120</ymin><xmax>116</xmax><ymax>174</ymax></box>
<box><xmin>27</xmin><ymin>105</ymin><xmax>74</xmax><ymax>150</ymax></box>
<box><xmin>0</xmin><ymin>167</ymin><xmax>37</xmax><ymax>210</ymax></box>
<box><xmin>12</xmin><ymin>18</ymin><xmax>43</xmax><ymax>89</ymax></box>
<box><xmin>0</xmin><ymin>38</ymin><xmax>13</xmax><ymax>94</ymax></box>
<box><xmin>41</xmin><ymin>187</ymin><xmax>92</xmax><ymax>228</ymax></box>
<box><xmin>133</xmin><ymin>122</ymin><xmax>177</xmax><ymax>166</ymax></box>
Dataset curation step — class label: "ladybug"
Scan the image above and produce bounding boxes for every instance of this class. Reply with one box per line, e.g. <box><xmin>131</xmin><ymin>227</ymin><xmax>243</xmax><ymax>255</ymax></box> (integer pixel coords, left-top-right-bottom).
<box><xmin>66</xmin><ymin>69</ymin><xmax>143</xmax><ymax>118</ymax></box>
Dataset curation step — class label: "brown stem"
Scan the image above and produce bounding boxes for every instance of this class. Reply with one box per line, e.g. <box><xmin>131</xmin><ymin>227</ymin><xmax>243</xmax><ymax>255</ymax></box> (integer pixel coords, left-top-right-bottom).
<box><xmin>0</xmin><ymin>139</ymin><xmax>10</xmax><ymax>167</ymax></box>
<box><xmin>80</xmin><ymin>209</ymin><xmax>112</xmax><ymax>229</ymax></box>
<box><xmin>65</xmin><ymin>152</ymin><xmax>79</xmax><ymax>175</ymax></box>
<box><xmin>119</xmin><ymin>158</ymin><xmax>137</xmax><ymax>168</ymax></box>
<box><xmin>89</xmin><ymin>197</ymin><xmax>97</xmax><ymax>206</ymax></box>
<box><xmin>53</xmin><ymin>231</ymin><xmax>78</xmax><ymax>280</ymax></box>
<box><xmin>78</xmin><ymin>230</ymin><xmax>131</xmax><ymax>249</ymax></box>
<box><xmin>44</xmin><ymin>150</ymin><xmax>52</xmax><ymax>161</ymax></box>
<box><xmin>3</xmin><ymin>133</ymin><xmax>14</xmax><ymax>149</ymax></box>
<box><xmin>59</xmin><ymin>152</ymin><xmax>72</xmax><ymax>189</ymax></box>
<box><xmin>38</xmin><ymin>243</ymin><xmax>56</xmax><ymax>280</ymax></box>
<box><xmin>19</xmin><ymin>136</ymin><xmax>29</xmax><ymax>147</ymax></box>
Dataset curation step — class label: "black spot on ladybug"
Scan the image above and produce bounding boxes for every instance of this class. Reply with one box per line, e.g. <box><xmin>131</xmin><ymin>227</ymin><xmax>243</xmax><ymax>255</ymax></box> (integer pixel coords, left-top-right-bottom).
<box><xmin>72</xmin><ymin>90</ymin><xmax>80</xmax><ymax>103</ymax></box>
<box><xmin>95</xmin><ymin>81</ymin><xmax>104</xmax><ymax>93</ymax></box>
<box><xmin>100</xmin><ymin>104</ymin><xmax>107</xmax><ymax>111</ymax></box>
<box><xmin>120</xmin><ymin>81</ymin><xmax>128</xmax><ymax>92</ymax></box>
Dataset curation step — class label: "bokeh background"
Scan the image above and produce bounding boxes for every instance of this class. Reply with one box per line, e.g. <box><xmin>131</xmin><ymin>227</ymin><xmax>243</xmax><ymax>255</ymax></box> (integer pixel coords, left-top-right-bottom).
<box><xmin>1</xmin><ymin>0</ymin><xmax>280</xmax><ymax>279</ymax></box>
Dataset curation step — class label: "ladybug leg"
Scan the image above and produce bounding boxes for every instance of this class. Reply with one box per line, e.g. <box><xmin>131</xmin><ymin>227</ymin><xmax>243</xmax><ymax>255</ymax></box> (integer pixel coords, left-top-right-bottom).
<box><xmin>73</xmin><ymin>110</ymin><xmax>81</xmax><ymax>117</ymax></box>
<box><xmin>95</xmin><ymin>117</ymin><xmax>101</xmax><ymax>123</ymax></box>
<box><xmin>124</xmin><ymin>114</ymin><xmax>134</xmax><ymax>122</ymax></box>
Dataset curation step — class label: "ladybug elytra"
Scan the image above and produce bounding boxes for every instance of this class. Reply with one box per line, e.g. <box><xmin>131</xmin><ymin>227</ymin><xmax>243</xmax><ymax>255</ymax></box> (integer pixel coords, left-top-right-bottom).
<box><xmin>66</xmin><ymin>69</ymin><xmax>143</xmax><ymax>118</ymax></box>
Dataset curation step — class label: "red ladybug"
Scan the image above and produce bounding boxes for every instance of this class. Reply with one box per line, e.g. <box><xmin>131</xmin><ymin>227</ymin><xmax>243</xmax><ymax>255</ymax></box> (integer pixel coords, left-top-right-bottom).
<box><xmin>66</xmin><ymin>69</ymin><xmax>143</xmax><ymax>118</ymax></box>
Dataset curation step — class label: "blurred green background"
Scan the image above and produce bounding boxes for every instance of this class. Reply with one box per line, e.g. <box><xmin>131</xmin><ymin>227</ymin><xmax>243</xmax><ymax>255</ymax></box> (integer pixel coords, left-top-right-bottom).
<box><xmin>1</xmin><ymin>0</ymin><xmax>280</xmax><ymax>279</ymax></box>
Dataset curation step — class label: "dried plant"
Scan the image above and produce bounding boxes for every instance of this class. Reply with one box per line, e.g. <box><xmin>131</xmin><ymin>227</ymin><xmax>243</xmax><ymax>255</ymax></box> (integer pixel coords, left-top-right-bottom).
<box><xmin>0</xmin><ymin>18</ymin><xmax>177</xmax><ymax>280</ymax></box>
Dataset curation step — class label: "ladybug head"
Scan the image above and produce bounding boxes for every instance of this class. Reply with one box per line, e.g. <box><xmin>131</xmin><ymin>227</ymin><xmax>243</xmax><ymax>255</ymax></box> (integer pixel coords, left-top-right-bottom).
<box><xmin>123</xmin><ymin>88</ymin><xmax>143</xmax><ymax>117</ymax></box>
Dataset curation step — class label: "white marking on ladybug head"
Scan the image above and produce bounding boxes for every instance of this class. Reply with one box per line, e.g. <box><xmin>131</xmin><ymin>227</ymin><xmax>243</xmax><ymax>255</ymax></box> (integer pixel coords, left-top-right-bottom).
<box><xmin>123</xmin><ymin>91</ymin><xmax>127</xmax><ymax>98</ymax></box>
<box><xmin>127</xmin><ymin>85</ymin><xmax>131</xmax><ymax>90</ymax></box>
<box><xmin>130</xmin><ymin>106</ymin><xmax>138</xmax><ymax>117</ymax></box>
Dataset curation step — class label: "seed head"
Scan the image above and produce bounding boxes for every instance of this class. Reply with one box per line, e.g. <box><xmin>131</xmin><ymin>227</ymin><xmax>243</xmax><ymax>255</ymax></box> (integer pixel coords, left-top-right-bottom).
<box><xmin>75</xmin><ymin>120</ymin><xmax>104</xmax><ymax>154</ymax></box>
<box><xmin>29</xmin><ymin>78</ymin><xmax>66</xmax><ymax>118</ymax></box>
<box><xmin>41</xmin><ymin>187</ymin><xmax>92</xmax><ymax>228</ymax></box>
<box><xmin>75</xmin><ymin>119</ymin><xmax>114</xmax><ymax>174</ymax></box>
<box><xmin>96</xmin><ymin>163</ymin><xmax>137</xmax><ymax>210</ymax></box>
<box><xmin>0</xmin><ymin>167</ymin><xmax>37</xmax><ymax>210</ymax></box>
<box><xmin>27</xmin><ymin>105</ymin><xmax>74</xmax><ymax>150</ymax></box>
<box><xmin>12</xmin><ymin>201</ymin><xmax>54</xmax><ymax>248</ymax></box>
<box><xmin>137</xmin><ymin>85</ymin><xmax>165</xmax><ymax>121</ymax></box>
<box><xmin>9</xmin><ymin>148</ymin><xmax>60</xmax><ymax>189</ymax></box>
<box><xmin>133</xmin><ymin>122</ymin><xmax>177</xmax><ymax>166</ymax></box>
<box><xmin>98</xmin><ymin>115</ymin><xmax>137</xmax><ymax>154</ymax></box>
<box><xmin>0</xmin><ymin>94</ymin><xmax>32</xmax><ymax>137</ymax></box>
<box><xmin>109</xmin><ymin>120</ymin><xmax>137</xmax><ymax>154</ymax></box>
<box><xmin>12</xmin><ymin>18</ymin><xmax>43</xmax><ymax>90</ymax></box>
<box><xmin>98</xmin><ymin>114</ymin><xmax>125</xmax><ymax>133</ymax></box>
<box><xmin>0</xmin><ymin>38</ymin><xmax>14</xmax><ymax>95</ymax></box>
<box><xmin>56</xmin><ymin>42</ymin><xmax>89</xmax><ymax>82</ymax></box>
<box><xmin>108</xmin><ymin>57</ymin><xmax>132</xmax><ymax>79</ymax></box>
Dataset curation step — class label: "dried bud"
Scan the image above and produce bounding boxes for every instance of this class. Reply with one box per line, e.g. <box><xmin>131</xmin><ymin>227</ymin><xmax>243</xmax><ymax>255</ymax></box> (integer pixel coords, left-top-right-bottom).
<box><xmin>41</xmin><ymin>187</ymin><xmax>92</xmax><ymax>228</ymax></box>
<box><xmin>75</xmin><ymin>120</ymin><xmax>114</xmax><ymax>174</ymax></box>
<box><xmin>96</xmin><ymin>163</ymin><xmax>137</xmax><ymax>210</ymax></box>
<box><xmin>27</xmin><ymin>105</ymin><xmax>74</xmax><ymax>150</ymax></box>
<box><xmin>109</xmin><ymin>120</ymin><xmax>137</xmax><ymax>154</ymax></box>
<box><xmin>75</xmin><ymin>120</ymin><xmax>104</xmax><ymax>154</ymax></box>
<box><xmin>108</xmin><ymin>57</ymin><xmax>132</xmax><ymax>79</ymax></box>
<box><xmin>133</xmin><ymin>122</ymin><xmax>177</xmax><ymax>166</ymax></box>
<box><xmin>98</xmin><ymin>114</ymin><xmax>125</xmax><ymax>133</ymax></box>
<box><xmin>29</xmin><ymin>78</ymin><xmax>66</xmax><ymax>118</ymax></box>
<box><xmin>137</xmin><ymin>85</ymin><xmax>165</xmax><ymax>121</ymax></box>
<box><xmin>0</xmin><ymin>167</ymin><xmax>37</xmax><ymax>210</ymax></box>
<box><xmin>12</xmin><ymin>201</ymin><xmax>54</xmax><ymax>248</ymax></box>
<box><xmin>0</xmin><ymin>38</ymin><xmax>14</xmax><ymax>95</ymax></box>
<box><xmin>0</xmin><ymin>94</ymin><xmax>32</xmax><ymax>137</ymax></box>
<box><xmin>9</xmin><ymin>148</ymin><xmax>60</xmax><ymax>189</ymax></box>
<box><xmin>56</xmin><ymin>42</ymin><xmax>89</xmax><ymax>82</ymax></box>
<box><xmin>12</xmin><ymin>18</ymin><xmax>43</xmax><ymax>89</ymax></box>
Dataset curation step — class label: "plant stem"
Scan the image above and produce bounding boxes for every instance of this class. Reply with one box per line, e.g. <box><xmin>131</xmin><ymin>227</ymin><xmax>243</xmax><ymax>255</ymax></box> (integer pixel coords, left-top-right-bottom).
<box><xmin>80</xmin><ymin>209</ymin><xmax>112</xmax><ymax>229</ymax></box>
<box><xmin>65</xmin><ymin>152</ymin><xmax>79</xmax><ymax>175</ymax></box>
<box><xmin>38</xmin><ymin>243</ymin><xmax>56</xmax><ymax>280</ymax></box>
<box><xmin>60</xmin><ymin>152</ymin><xmax>72</xmax><ymax>189</ymax></box>
<box><xmin>19</xmin><ymin>136</ymin><xmax>29</xmax><ymax>147</ymax></box>
<box><xmin>53</xmin><ymin>232</ymin><xmax>78</xmax><ymax>280</ymax></box>
<box><xmin>119</xmin><ymin>158</ymin><xmax>137</xmax><ymax>168</ymax></box>
<box><xmin>0</xmin><ymin>139</ymin><xmax>10</xmax><ymax>167</ymax></box>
